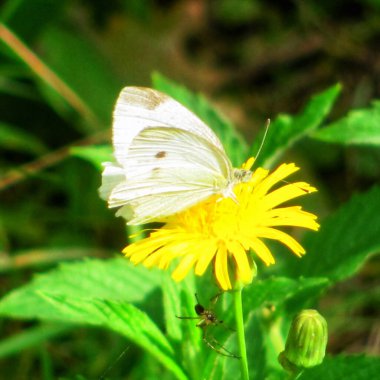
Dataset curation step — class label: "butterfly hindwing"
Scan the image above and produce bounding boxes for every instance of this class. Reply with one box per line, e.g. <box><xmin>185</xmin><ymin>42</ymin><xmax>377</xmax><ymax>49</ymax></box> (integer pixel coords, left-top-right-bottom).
<box><xmin>104</xmin><ymin>126</ymin><xmax>233</xmax><ymax>224</ymax></box>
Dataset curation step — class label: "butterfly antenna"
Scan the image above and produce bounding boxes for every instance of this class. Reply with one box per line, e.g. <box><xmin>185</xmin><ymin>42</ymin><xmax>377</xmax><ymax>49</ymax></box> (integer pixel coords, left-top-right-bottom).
<box><xmin>254</xmin><ymin>118</ymin><xmax>271</xmax><ymax>161</ymax></box>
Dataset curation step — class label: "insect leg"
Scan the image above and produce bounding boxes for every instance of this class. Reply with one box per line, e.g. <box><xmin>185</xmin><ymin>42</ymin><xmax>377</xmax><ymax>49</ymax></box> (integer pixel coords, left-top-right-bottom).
<box><xmin>202</xmin><ymin>328</ymin><xmax>240</xmax><ymax>359</ymax></box>
<box><xmin>176</xmin><ymin>316</ymin><xmax>201</xmax><ymax>320</ymax></box>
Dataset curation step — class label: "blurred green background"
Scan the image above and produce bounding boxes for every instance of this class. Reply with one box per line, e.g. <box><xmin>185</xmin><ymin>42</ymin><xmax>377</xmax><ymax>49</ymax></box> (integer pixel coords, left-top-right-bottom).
<box><xmin>0</xmin><ymin>0</ymin><xmax>379</xmax><ymax>379</ymax></box>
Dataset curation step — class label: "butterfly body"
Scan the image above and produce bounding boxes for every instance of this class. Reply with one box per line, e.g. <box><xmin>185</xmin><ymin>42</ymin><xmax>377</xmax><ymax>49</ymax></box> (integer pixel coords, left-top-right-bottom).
<box><xmin>100</xmin><ymin>87</ymin><xmax>252</xmax><ymax>225</ymax></box>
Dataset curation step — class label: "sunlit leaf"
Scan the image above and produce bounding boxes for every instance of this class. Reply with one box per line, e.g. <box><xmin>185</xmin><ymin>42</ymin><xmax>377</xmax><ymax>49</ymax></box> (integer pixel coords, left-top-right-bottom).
<box><xmin>71</xmin><ymin>145</ymin><xmax>113</xmax><ymax>170</ymax></box>
<box><xmin>285</xmin><ymin>186</ymin><xmax>380</xmax><ymax>280</ymax></box>
<box><xmin>312</xmin><ymin>100</ymin><xmax>380</xmax><ymax>145</ymax></box>
<box><xmin>251</xmin><ymin>84</ymin><xmax>341</xmax><ymax>168</ymax></box>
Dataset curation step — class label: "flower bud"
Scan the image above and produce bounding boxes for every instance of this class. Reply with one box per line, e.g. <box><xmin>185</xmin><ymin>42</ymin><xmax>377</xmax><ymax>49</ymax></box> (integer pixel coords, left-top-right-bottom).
<box><xmin>279</xmin><ymin>309</ymin><xmax>328</xmax><ymax>370</ymax></box>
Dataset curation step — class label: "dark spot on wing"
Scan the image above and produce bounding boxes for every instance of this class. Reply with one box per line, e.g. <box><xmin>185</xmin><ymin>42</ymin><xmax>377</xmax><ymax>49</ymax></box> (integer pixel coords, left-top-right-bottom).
<box><xmin>151</xmin><ymin>167</ymin><xmax>160</xmax><ymax>178</ymax></box>
<box><xmin>155</xmin><ymin>151</ymin><xmax>166</xmax><ymax>158</ymax></box>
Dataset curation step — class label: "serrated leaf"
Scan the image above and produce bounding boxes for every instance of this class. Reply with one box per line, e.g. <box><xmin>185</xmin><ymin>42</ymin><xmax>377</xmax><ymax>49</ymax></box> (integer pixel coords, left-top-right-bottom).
<box><xmin>0</xmin><ymin>258</ymin><xmax>188</xmax><ymax>379</ymax></box>
<box><xmin>251</xmin><ymin>84</ymin><xmax>341</xmax><ymax>168</ymax></box>
<box><xmin>70</xmin><ymin>145</ymin><xmax>113</xmax><ymax>170</ymax></box>
<box><xmin>40</xmin><ymin>294</ymin><xmax>188</xmax><ymax>380</ymax></box>
<box><xmin>152</xmin><ymin>72</ymin><xmax>248</xmax><ymax>166</ymax></box>
<box><xmin>242</xmin><ymin>277</ymin><xmax>329</xmax><ymax>315</ymax></box>
<box><xmin>298</xmin><ymin>355</ymin><xmax>380</xmax><ymax>380</ymax></box>
<box><xmin>285</xmin><ymin>186</ymin><xmax>380</xmax><ymax>280</ymax></box>
<box><xmin>0</xmin><ymin>258</ymin><xmax>161</xmax><ymax>320</ymax></box>
<box><xmin>312</xmin><ymin>100</ymin><xmax>380</xmax><ymax>145</ymax></box>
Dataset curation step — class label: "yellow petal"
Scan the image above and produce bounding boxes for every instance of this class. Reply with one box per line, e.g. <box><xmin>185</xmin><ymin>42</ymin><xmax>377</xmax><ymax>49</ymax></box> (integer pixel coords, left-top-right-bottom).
<box><xmin>249</xmin><ymin>237</ymin><xmax>275</xmax><ymax>265</ymax></box>
<box><xmin>172</xmin><ymin>254</ymin><xmax>197</xmax><ymax>282</ymax></box>
<box><xmin>215</xmin><ymin>245</ymin><xmax>231</xmax><ymax>290</ymax></box>
<box><xmin>255</xmin><ymin>227</ymin><xmax>306</xmax><ymax>257</ymax></box>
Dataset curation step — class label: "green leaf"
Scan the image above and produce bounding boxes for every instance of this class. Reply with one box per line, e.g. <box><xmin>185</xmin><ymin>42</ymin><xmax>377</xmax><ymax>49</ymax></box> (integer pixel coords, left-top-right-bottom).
<box><xmin>312</xmin><ymin>100</ymin><xmax>380</xmax><ymax>145</ymax></box>
<box><xmin>298</xmin><ymin>355</ymin><xmax>380</xmax><ymax>380</ymax></box>
<box><xmin>162</xmin><ymin>273</ymin><xmax>208</xmax><ymax>380</ymax></box>
<box><xmin>0</xmin><ymin>0</ymin><xmax>64</xmax><ymax>42</ymax></box>
<box><xmin>39</xmin><ymin>26</ymin><xmax>120</xmax><ymax>125</ymax></box>
<box><xmin>70</xmin><ymin>145</ymin><xmax>113</xmax><ymax>170</ymax></box>
<box><xmin>251</xmin><ymin>84</ymin><xmax>341</xmax><ymax>168</ymax></box>
<box><xmin>162</xmin><ymin>273</ymin><xmax>183</xmax><ymax>342</ymax></box>
<box><xmin>0</xmin><ymin>258</ymin><xmax>161</xmax><ymax>320</ymax></box>
<box><xmin>0</xmin><ymin>324</ymin><xmax>71</xmax><ymax>358</ymax></box>
<box><xmin>202</xmin><ymin>310</ymin><xmax>276</xmax><ymax>380</ymax></box>
<box><xmin>0</xmin><ymin>258</ymin><xmax>188</xmax><ymax>380</ymax></box>
<box><xmin>152</xmin><ymin>72</ymin><xmax>248</xmax><ymax>166</ymax></box>
<box><xmin>285</xmin><ymin>186</ymin><xmax>380</xmax><ymax>281</ymax></box>
<box><xmin>202</xmin><ymin>277</ymin><xmax>330</xmax><ymax>380</ymax></box>
<box><xmin>242</xmin><ymin>277</ymin><xmax>329</xmax><ymax>315</ymax></box>
<box><xmin>0</xmin><ymin>121</ymin><xmax>46</xmax><ymax>154</ymax></box>
<box><xmin>40</xmin><ymin>294</ymin><xmax>188</xmax><ymax>380</ymax></box>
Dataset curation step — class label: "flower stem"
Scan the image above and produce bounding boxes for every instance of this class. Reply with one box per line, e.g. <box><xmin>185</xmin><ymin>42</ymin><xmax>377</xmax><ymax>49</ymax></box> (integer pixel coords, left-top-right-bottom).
<box><xmin>233</xmin><ymin>288</ymin><xmax>249</xmax><ymax>380</ymax></box>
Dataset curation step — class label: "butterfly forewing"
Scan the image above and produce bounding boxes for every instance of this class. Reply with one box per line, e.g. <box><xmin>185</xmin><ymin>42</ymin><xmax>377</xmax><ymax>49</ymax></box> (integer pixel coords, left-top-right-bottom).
<box><xmin>101</xmin><ymin>86</ymin><xmax>243</xmax><ymax>224</ymax></box>
<box><xmin>112</xmin><ymin>87</ymin><xmax>224</xmax><ymax>167</ymax></box>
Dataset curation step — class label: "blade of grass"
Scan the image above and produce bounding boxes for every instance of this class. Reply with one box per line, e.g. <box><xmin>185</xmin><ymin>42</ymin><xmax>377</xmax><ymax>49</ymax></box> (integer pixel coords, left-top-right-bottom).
<box><xmin>0</xmin><ymin>129</ymin><xmax>109</xmax><ymax>191</ymax></box>
<box><xmin>0</xmin><ymin>22</ymin><xmax>100</xmax><ymax>129</ymax></box>
<box><xmin>0</xmin><ymin>324</ymin><xmax>72</xmax><ymax>358</ymax></box>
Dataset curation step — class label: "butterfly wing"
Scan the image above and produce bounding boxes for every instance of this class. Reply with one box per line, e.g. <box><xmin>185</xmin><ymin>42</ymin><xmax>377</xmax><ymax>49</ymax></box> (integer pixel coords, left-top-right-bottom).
<box><xmin>102</xmin><ymin>126</ymin><xmax>234</xmax><ymax>225</ymax></box>
<box><xmin>112</xmin><ymin>87</ymin><xmax>224</xmax><ymax>167</ymax></box>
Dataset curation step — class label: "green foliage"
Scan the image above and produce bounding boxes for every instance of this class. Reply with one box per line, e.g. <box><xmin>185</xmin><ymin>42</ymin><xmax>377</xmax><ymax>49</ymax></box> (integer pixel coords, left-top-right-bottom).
<box><xmin>312</xmin><ymin>100</ymin><xmax>380</xmax><ymax>145</ymax></box>
<box><xmin>285</xmin><ymin>186</ymin><xmax>380</xmax><ymax>281</ymax></box>
<box><xmin>0</xmin><ymin>324</ymin><xmax>71</xmax><ymax>358</ymax></box>
<box><xmin>243</xmin><ymin>277</ymin><xmax>330</xmax><ymax>315</ymax></box>
<box><xmin>1</xmin><ymin>2</ymin><xmax>379</xmax><ymax>377</ymax></box>
<box><xmin>70</xmin><ymin>145</ymin><xmax>113</xmax><ymax>170</ymax></box>
<box><xmin>39</xmin><ymin>295</ymin><xmax>187</xmax><ymax>380</ymax></box>
<box><xmin>0</xmin><ymin>259</ymin><xmax>188</xmax><ymax>380</ymax></box>
<box><xmin>298</xmin><ymin>355</ymin><xmax>380</xmax><ymax>379</ymax></box>
<box><xmin>0</xmin><ymin>0</ymin><xmax>64</xmax><ymax>41</ymax></box>
<box><xmin>251</xmin><ymin>84</ymin><xmax>341</xmax><ymax>168</ymax></box>
<box><xmin>0</xmin><ymin>258</ymin><xmax>161</xmax><ymax>319</ymax></box>
<box><xmin>38</xmin><ymin>26</ymin><xmax>120</xmax><ymax>125</ymax></box>
<box><xmin>0</xmin><ymin>121</ymin><xmax>46</xmax><ymax>154</ymax></box>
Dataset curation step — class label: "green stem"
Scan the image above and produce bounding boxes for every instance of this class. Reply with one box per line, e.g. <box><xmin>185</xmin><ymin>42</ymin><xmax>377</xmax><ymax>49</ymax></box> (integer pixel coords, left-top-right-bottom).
<box><xmin>233</xmin><ymin>288</ymin><xmax>249</xmax><ymax>380</ymax></box>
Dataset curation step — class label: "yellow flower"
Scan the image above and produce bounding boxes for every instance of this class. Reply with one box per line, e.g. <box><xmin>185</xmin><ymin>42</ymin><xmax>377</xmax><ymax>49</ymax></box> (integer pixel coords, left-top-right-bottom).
<box><xmin>123</xmin><ymin>160</ymin><xmax>319</xmax><ymax>290</ymax></box>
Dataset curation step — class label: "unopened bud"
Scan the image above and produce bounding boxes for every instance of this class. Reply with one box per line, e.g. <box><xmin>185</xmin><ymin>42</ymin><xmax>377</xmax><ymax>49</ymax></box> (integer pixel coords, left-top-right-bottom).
<box><xmin>279</xmin><ymin>309</ymin><xmax>328</xmax><ymax>370</ymax></box>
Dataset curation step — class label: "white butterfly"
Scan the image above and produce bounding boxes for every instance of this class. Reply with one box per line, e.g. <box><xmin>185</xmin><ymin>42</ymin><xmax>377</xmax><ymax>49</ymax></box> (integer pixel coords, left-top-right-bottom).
<box><xmin>100</xmin><ymin>87</ymin><xmax>252</xmax><ymax>225</ymax></box>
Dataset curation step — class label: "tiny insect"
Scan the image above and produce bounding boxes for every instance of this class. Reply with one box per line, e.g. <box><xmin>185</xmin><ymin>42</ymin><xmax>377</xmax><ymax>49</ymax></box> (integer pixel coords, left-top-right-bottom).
<box><xmin>176</xmin><ymin>293</ymin><xmax>240</xmax><ymax>359</ymax></box>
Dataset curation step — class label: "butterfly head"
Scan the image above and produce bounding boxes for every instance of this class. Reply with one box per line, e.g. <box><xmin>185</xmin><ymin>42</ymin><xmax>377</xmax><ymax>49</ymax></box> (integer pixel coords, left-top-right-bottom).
<box><xmin>219</xmin><ymin>168</ymin><xmax>252</xmax><ymax>202</ymax></box>
<box><xmin>233</xmin><ymin>168</ymin><xmax>253</xmax><ymax>183</ymax></box>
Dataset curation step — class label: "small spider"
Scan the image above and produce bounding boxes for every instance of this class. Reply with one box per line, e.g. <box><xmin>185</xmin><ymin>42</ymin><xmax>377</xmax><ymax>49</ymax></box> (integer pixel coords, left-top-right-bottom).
<box><xmin>176</xmin><ymin>293</ymin><xmax>240</xmax><ymax>359</ymax></box>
